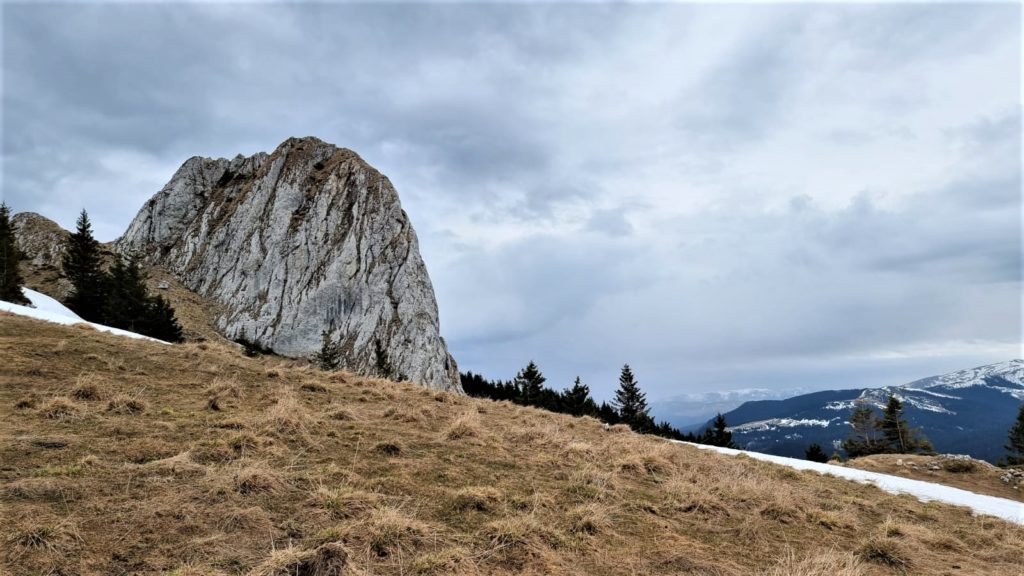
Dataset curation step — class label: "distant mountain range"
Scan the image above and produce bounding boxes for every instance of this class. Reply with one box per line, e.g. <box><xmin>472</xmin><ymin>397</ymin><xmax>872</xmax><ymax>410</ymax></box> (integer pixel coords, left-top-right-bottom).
<box><xmin>656</xmin><ymin>388</ymin><xmax>810</xmax><ymax>430</ymax></box>
<box><xmin>714</xmin><ymin>360</ymin><xmax>1024</xmax><ymax>463</ymax></box>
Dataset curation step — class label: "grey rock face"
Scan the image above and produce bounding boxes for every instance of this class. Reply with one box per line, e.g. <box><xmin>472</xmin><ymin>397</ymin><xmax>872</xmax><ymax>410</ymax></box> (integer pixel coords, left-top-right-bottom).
<box><xmin>118</xmin><ymin>137</ymin><xmax>460</xmax><ymax>391</ymax></box>
<box><xmin>12</xmin><ymin>212</ymin><xmax>73</xmax><ymax>299</ymax></box>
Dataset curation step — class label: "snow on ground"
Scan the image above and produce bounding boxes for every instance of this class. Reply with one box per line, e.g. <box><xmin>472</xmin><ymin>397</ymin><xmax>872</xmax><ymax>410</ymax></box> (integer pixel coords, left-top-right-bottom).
<box><xmin>1</xmin><ymin>288</ymin><xmax>167</xmax><ymax>344</ymax></box>
<box><xmin>675</xmin><ymin>442</ymin><xmax>1024</xmax><ymax>525</ymax></box>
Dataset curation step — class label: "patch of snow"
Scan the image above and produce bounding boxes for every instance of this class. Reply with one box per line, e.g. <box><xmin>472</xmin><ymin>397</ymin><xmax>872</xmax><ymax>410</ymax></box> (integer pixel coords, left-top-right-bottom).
<box><xmin>730</xmin><ymin>417</ymin><xmax>839</xmax><ymax>432</ymax></box>
<box><xmin>907</xmin><ymin>360</ymin><xmax>1024</xmax><ymax>391</ymax></box>
<box><xmin>824</xmin><ymin>400</ymin><xmax>858</xmax><ymax>411</ymax></box>
<box><xmin>2</xmin><ymin>289</ymin><xmax>167</xmax><ymax>344</ymax></box>
<box><xmin>674</xmin><ymin>442</ymin><xmax>1024</xmax><ymax>526</ymax></box>
<box><xmin>900</xmin><ymin>387</ymin><xmax>962</xmax><ymax>400</ymax></box>
<box><xmin>860</xmin><ymin>388</ymin><xmax>956</xmax><ymax>415</ymax></box>
<box><xmin>22</xmin><ymin>288</ymin><xmax>83</xmax><ymax>319</ymax></box>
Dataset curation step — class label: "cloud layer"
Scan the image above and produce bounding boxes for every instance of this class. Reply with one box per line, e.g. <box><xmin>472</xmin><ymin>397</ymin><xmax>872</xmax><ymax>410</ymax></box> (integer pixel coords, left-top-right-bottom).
<box><xmin>3</xmin><ymin>3</ymin><xmax>1020</xmax><ymax>407</ymax></box>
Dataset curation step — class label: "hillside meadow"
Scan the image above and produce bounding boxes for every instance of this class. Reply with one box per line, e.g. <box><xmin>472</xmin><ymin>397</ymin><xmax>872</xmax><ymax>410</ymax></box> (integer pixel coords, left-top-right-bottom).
<box><xmin>2</xmin><ymin>313</ymin><xmax>1023</xmax><ymax>575</ymax></box>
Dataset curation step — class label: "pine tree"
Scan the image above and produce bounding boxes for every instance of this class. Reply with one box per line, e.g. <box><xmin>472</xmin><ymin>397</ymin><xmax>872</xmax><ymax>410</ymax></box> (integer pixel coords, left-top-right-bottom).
<box><xmin>140</xmin><ymin>295</ymin><xmax>184</xmax><ymax>343</ymax></box>
<box><xmin>105</xmin><ymin>252</ymin><xmax>150</xmax><ymax>330</ymax></box>
<box><xmin>878</xmin><ymin>394</ymin><xmax>932</xmax><ymax>454</ymax></box>
<box><xmin>842</xmin><ymin>402</ymin><xmax>885</xmax><ymax>458</ymax></box>
<box><xmin>100</xmin><ymin>252</ymin><xmax>183</xmax><ymax>342</ymax></box>
<box><xmin>597</xmin><ymin>401</ymin><xmax>620</xmax><ymax>425</ymax></box>
<box><xmin>1006</xmin><ymin>403</ymin><xmax>1024</xmax><ymax>466</ymax></box>
<box><xmin>805</xmin><ymin>443</ymin><xmax>829</xmax><ymax>463</ymax></box>
<box><xmin>612</xmin><ymin>364</ymin><xmax>651</xmax><ymax>431</ymax></box>
<box><xmin>514</xmin><ymin>361</ymin><xmax>546</xmax><ymax>406</ymax></box>
<box><xmin>315</xmin><ymin>330</ymin><xmax>342</xmax><ymax>371</ymax></box>
<box><xmin>0</xmin><ymin>203</ymin><xmax>29</xmax><ymax>305</ymax></box>
<box><xmin>702</xmin><ymin>413</ymin><xmax>736</xmax><ymax>448</ymax></box>
<box><xmin>62</xmin><ymin>210</ymin><xmax>109</xmax><ymax>321</ymax></box>
<box><xmin>561</xmin><ymin>377</ymin><xmax>597</xmax><ymax>417</ymax></box>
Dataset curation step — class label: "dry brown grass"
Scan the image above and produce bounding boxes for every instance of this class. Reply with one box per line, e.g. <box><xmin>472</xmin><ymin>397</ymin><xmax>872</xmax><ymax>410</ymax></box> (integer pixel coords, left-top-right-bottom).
<box><xmin>1</xmin><ymin>312</ymin><xmax>1023</xmax><ymax>575</ymax></box>
<box><xmin>845</xmin><ymin>453</ymin><xmax>1023</xmax><ymax>502</ymax></box>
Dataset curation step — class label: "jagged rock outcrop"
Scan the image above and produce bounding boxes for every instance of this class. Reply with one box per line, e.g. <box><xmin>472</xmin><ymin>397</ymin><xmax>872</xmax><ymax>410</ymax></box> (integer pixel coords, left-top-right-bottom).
<box><xmin>12</xmin><ymin>212</ymin><xmax>73</xmax><ymax>299</ymax></box>
<box><xmin>118</xmin><ymin>137</ymin><xmax>460</xmax><ymax>390</ymax></box>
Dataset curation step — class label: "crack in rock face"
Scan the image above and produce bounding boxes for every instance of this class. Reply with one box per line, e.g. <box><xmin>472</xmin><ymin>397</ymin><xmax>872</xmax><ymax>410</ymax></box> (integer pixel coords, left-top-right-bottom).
<box><xmin>117</xmin><ymin>136</ymin><xmax>460</xmax><ymax>391</ymax></box>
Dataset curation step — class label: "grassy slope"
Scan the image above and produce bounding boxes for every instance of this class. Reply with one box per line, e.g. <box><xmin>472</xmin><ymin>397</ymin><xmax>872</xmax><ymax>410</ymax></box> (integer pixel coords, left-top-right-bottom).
<box><xmin>844</xmin><ymin>454</ymin><xmax>1023</xmax><ymax>503</ymax></box>
<box><xmin>1</xmin><ymin>313</ymin><xmax>1022</xmax><ymax>576</ymax></box>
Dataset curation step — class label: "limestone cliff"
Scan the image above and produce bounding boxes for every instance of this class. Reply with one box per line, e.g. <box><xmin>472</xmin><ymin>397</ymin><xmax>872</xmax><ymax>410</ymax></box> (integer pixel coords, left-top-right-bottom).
<box><xmin>118</xmin><ymin>137</ymin><xmax>459</xmax><ymax>390</ymax></box>
<box><xmin>12</xmin><ymin>212</ymin><xmax>73</xmax><ymax>300</ymax></box>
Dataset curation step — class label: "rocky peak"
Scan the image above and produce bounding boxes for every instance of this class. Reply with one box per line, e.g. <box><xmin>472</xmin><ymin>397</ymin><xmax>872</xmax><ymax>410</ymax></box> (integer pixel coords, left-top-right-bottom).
<box><xmin>12</xmin><ymin>212</ymin><xmax>74</xmax><ymax>299</ymax></box>
<box><xmin>118</xmin><ymin>137</ymin><xmax>460</xmax><ymax>391</ymax></box>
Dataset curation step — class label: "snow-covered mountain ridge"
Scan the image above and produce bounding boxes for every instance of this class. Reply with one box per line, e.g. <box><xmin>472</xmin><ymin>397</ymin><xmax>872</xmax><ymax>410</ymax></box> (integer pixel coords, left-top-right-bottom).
<box><xmin>717</xmin><ymin>360</ymin><xmax>1024</xmax><ymax>462</ymax></box>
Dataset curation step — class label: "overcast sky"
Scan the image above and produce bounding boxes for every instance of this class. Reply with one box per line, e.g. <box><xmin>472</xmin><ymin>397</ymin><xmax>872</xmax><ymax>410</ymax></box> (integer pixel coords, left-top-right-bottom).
<box><xmin>2</xmin><ymin>2</ymin><xmax>1020</xmax><ymax>410</ymax></box>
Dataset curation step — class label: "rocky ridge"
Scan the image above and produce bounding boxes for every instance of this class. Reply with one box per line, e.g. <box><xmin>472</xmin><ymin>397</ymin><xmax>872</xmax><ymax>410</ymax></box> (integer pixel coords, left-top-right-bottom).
<box><xmin>116</xmin><ymin>137</ymin><xmax>459</xmax><ymax>390</ymax></box>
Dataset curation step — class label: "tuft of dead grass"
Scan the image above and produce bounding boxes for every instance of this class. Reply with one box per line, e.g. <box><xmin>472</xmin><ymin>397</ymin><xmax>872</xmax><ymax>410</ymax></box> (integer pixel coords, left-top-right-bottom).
<box><xmin>449</xmin><ymin>486</ymin><xmax>503</xmax><ymax>513</ymax></box>
<box><xmin>445</xmin><ymin>412</ymin><xmax>483</xmax><ymax>440</ymax></box>
<box><xmin>259</xmin><ymin>389</ymin><xmax>313</xmax><ymax>440</ymax></box>
<box><xmin>312</xmin><ymin>483</ymin><xmax>382</xmax><ymax>520</ymax></box>
<box><xmin>567</xmin><ymin>503</ymin><xmax>611</xmax><ymax>535</ymax></box>
<box><xmin>373</xmin><ymin>442</ymin><xmax>402</xmax><ymax>457</ymax></box>
<box><xmin>760</xmin><ymin>549</ymin><xmax>866</xmax><ymax>576</ymax></box>
<box><xmin>249</xmin><ymin>542</ymin><xmax>351</xmax><ymax>576</ymax></box>
<box><xmin>231</xmin><ymin>462</ymin><xmax>287</xmax><ymax>495</ymax></box>
<box><xmin>38</xmin><ymin>396</ymin><xmax>79</xmax><ymax>420</ymax></box>
<box><xmin>362</xmin><ymin>507</ymin><xmax>431</xmax><ymax>558</ymax></box>
<box><xmin>71</xmin><ymin>374</ymin><xmax>106</xmax><ymax>401</ymax></box>
<box><xmin>106</xmin><ymin>394</ymin><xmax>147</xmax><ymax>415</ymax></box>
<box><xmin>855</xmin><ymin>536</ymin><xmax>911</xmax><ymax>571</ymax></box>
<box><xmin>205</xmin><ymin>377</ymin><xmax>243</xmax><ymax>411</ymax></box>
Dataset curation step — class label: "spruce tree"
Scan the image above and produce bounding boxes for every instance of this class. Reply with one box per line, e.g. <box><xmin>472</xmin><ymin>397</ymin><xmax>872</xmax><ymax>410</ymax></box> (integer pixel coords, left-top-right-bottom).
<box><xmin>105</xmin><ymin>252</ymin><xmax>149</xmax><ymax>330</ymax></box>
<box><xmin>561</xmin><ymin>377</ymin><xmax>597</xmax><ymax>417</ymax></box>
<box><xmin>842</xmin><ymin>403</ymin><xmax>885</xmax><ymax>458</ymax></box>
<box><xmin>101</xmin><ymin>252</ymin><xmax>183</xmax><ymax>342</ymax></box>
<box><xmin>805</xmin><ymin>443</ymin><xmax>829</xmax><ymax>463</ymax></box>
<box><xmin>140</xmin><ymin>295</ymin><xmax>184</xmax><ymax>343</ymax></box>
<box><xmin>702</xmin><ymin>413</ymin><xmax>736</xmax><ymax>448</ymax></box>
<box><xmin>879</xmin><ymin>394</ymin><xmax>932</xmax><ymax>454</ymax></box>
<box><xmin>0</xmin><ymin>203</ymin><xmax>29</xmax><ymax>305</ymax></box>
<box><xmin>1006</xmin><ymin>403</ymin><xmax>1024</xmax><ymax>466</ymax></box>
<box><xmin>612</xmin><ymin>364</ymin><xmax>652</xmax><ymax>431</ymax></box>
<box><xmin>315</xmin><ymin>330</ymin><xmax>342</xmax><ymax>371</ymax></box>
<box><xmin>597</xmin><ymin>401</ymin><xmax>620</xmax><ymax>425</ymax></box>
<box><xmin>514</xmin><ymin>361</ymin><xmax>546</xmax><ymax>406</ymax></box>
<box><xmin>62</xmin><ymin>210</ymin><xmax>109</xmax><ymax>321</ymax></box>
